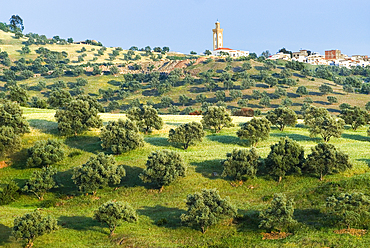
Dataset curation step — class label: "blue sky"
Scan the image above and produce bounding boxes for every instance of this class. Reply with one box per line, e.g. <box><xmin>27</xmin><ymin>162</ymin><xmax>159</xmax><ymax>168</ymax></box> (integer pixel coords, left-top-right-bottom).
<box><xmin>1</xmin><ymin>0</ymin><xmax>369</xmax><ymax>56</ymax></box>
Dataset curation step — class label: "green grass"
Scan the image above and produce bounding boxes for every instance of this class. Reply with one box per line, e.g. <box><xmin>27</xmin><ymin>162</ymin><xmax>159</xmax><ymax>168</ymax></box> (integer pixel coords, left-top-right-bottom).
<box><xmin>2</xmin><ymin>110</ymin><xmax>370</xmax><ymax>247</ymax></box>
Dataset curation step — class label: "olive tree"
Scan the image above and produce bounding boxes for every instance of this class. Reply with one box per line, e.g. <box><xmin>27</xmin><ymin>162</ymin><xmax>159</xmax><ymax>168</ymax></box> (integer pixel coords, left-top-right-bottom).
<box><xmin>237</xmin><ymin>117</ymin><xmax>271</xmax><ymax>146</ymax></box>
<box><xmin>340</xmin><ymin>106</ymin><xmax>370</xmax><ymax>130</ymax></box>
<box><xmin>168</xmin><ymin>122</ymin><xmax>205</xmax><ymax>149</ymax></box>
<box><xmin>181</xmin><ymin>189</ymin><xmax>237</xmax><ymax>233</ymax></box>
<box><xmin>55</xmin><ymin>99</ymin><xmax>102</xmax><ymax>136</ymax></box>
<box><xmin>12</xmin><ymin>210</ymin><xmax>58</xmax><ymax>248</ymax></box>
<box><xmin>201</xmin><ymin>106</ymin><xmax>233</xmax><ymax>133</ymax></box>
<box><xmin>23</xmin><ymin>166</ymin><xmax>57</xmax><ymax>200</ymax></box>
<box><xmin>127</xmin><ymin>105</ymin><xmax>163</xmax><ymax>134</ymax></box>
<box><xmin>304</xmin><ymin>106</ymin><xmax>344</xmax><ymax>142</ymax></box>
<box><xmin>100</xmin><ymin>119</ymin><xmax>144</xmax><ymax>154</ymax></box>
<box><xmin>304</xmin><ymin>143</ymin><xmax>352</xmax><ymax>181</ymax></box>
<box><xmin>0</xmin><ymin>100</ymin><xmax>29</xmax><ymax>135</ymax></box>
<box><xmin>266</xmin><ymin>107</ymin><xmax>297</xmax><ymax>131</ymax></box>
<box><xmin>221</xmin><ymin>148</ymin><xmax>260</xmax><ymax>180</ymax></box>
<box><xmin>72</xmin><ymin>153</ymin><xmax>126</xmax><ymax>195</ymax></box>
<box><xmin>139</xmin><ymin>150</ymin><xmax>186</xmax><ymax>190</ymax></box>
<box><xmin>265</xmin><ymin>138</ymin><xmax>305</xmax><ymax>182</ymax></box>
<box><xmin>26</xmin><ymin>139</ymin><xmax>64</xmax><ymax>168</ymax></box>
<box><xmin>259</xmin><ymin>193</ymin><xmax>297</xmax><ymax>231</ymax></box>
<box><xmin>94</xmin><ymin>201</ymin><xmax>138</xmax><ymax>237</ymax></box>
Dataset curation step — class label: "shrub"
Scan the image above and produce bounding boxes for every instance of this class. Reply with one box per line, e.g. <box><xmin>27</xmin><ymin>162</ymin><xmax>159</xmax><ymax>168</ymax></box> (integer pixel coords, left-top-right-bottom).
<box><xmin>259</xmin><ymin>193</ymin><xmax>297</xmax><ymax>231</ymax></box>
<box><xmin>0</xmin><ymin>181</ymin><xmax>20</xmax><ymax>205</ymax></box>
<box><xmin>221</xmin><ymin>148</ymin><xmax>259</xmax><ymax>180</ymax></box>
<box><xmin>181</xmin><ymin>189</ymin><xmax>237</xmax><ymax>233</ymax></box>
<box><xmin>26</xmin><ymin>139</ymin><xmax>64</xmax><ymax>168</ymax></box>
<box><xmin>100</xmin><ymin>119</ymin><xmax>144</xmax><ymax>154</ymax></box>
<box><xmin>139</xmin><ymin>150</ymin><xmax>186</xmax><ymax>190</ymax></box>
<box><xmin>232</xmin><ymin>108</ymin><xmax>254</xmax><ymax>117</ymax></box>
<box><xmin>326</xmin><ymin>192</ymin><xmax>370</xmax><ymax>228</ymax></box>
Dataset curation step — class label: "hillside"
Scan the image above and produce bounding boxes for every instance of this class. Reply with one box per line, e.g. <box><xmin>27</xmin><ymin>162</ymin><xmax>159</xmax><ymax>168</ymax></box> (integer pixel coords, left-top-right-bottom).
<box><xmin>1</xmin><ymin>29</ymin><xmax>369</xmax><ymax>116</ymax></box>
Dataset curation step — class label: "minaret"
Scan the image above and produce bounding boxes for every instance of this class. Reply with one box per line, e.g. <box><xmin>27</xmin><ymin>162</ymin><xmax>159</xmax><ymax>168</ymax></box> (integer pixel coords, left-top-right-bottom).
<box><xmin>212</xmin><ymin>21</ymin><xmax>223</xmax><ymax>50</ymax></box>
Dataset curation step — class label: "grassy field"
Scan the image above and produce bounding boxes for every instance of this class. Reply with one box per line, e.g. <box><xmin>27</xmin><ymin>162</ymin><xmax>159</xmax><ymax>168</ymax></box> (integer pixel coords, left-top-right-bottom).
<box><xmin>1</xmin><ymin>109</ymin><xmax>370</xmax><ymax>247</ymax></box>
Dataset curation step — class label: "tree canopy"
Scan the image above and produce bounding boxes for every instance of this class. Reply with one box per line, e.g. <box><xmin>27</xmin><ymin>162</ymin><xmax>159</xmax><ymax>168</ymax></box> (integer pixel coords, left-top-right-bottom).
<box><xmin>55</xmin><ymin>98</ymin><xmax>103</xmax><ymax>136</ymax></box>
<box><xmin>127</xmin><ymin>105</ymin><xmax>163</xmax><ymax>134</ymax></box>
<box><xmin>304</xmin><ymin>143</ymin><xmax>352</xmax><ymax>180</ymax></box>
<box><xmin>100</xmin><ymin>119</ymin><xmax>144</xmax><ymax>154</ymax></box>
<box><xmin>221</xmin><ymin>148</ymin><xmax>260</xmax><ymax>180</ymax></box>
<box><xmin>139</xmin><ymin>150</ymin><xmax>186</xmax><ymax>190</ymax></box>
<box><xmin>265</xmin><ymin>137</ymin><xmax>305</xmax><ymax>182</ymax></box>
<box><xmin>12</xmin><ymin>210</ymin><xmax>58</xmax><ymax>248</ymax></box>
<box><xmin>266</xmin><ymin>107</ymin><xmax>297</xmax><ymax>131</ymax></box>
<box><xmin>72</xmin><ymin>153</ymin><xmax>126</xmax><ymax>195</ymax></box>
<box><xmin>237</xmin><ymin>117</ymin><xmax>271</xmax><ymax>146</ymax></box>
<box><xmin>168</xmin><ymin>122</ymin><xmax>205</xmax><ymax>149</ymax></box>
<box><xmin>304</xmin><ymin>106</ymin><xmax>344</xmax><ymax>142</ymax></box>
<box><xmin>201</xmin><ymin>106</ymin><xmax>233</xmax><ymax>133</ymax></box>
<box><xmin>181</xmin><ymin>189</ymin><xmax>237</xmax><ymax>233</ymax></box>
<box><xmin>26</xmin><ymin>139</ymin><xmax>64</xmax><ymax>168</ymax></box>
<box><xmin>259</xmin><ymin>193</ymin><xmax>297</xmax><ymax>231</ymax></box>
<box><xmin>94</xmin><ymin>201</ymin><xmax>138</xmax><ymax>237</ymax></box>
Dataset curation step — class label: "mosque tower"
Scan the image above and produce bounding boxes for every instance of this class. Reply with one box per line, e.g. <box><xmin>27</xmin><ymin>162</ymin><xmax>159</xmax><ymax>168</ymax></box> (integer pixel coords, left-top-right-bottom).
<box><xmin>212</xmin><ymin>21</ymin><xmax>223</xmax><ymax>51</ymax></box>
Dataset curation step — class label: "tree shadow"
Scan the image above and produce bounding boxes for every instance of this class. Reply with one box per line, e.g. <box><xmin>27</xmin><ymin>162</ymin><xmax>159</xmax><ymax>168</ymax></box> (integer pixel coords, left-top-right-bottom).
<box><xmin>54</xmin><ymin>169</ymin><xmax>78</xmax><ymax>195</ymax></box>
<box><xmin>120</xmin><ymin>165</ymin><xmax>145</xmax><ymax>188</ymax></box>
<box><xmin>65</xmin><ymin>135</ymin><xmax>103</xmax><ymax>154</ymax></box>
<box><xmin>144</xmin><ymin>137</ymin><xmax>171</xmax><ymax>148</ymax></box>
<box><xmin>294</xmin><ymin>209</ymin><xmax>333</xmax><ymax>228</ymax></box>
<box><xmin>287</xmin><ymin>92</ymin><xmax>300</xmax><ymax>98</ymax></box>
<box><xmin>327</xmin><ymin>108</ymin><xmax>341</xmax><ymax>114</ymax></box>
<box><xmin>142</xmin><ymin>89</ymin><xmax>157</xmax><ymax>96</ymax></box>
<box><xmin>28</xmin><ymin>119</ymin><xmax>58</xmax><ymax>135</ymax></box>
<box><xmin>0</xmin><ymin>223</ymin><xmax>12</xmax><ymax>246</ymax></box>
<box><xmin>270</xmin><ymin>132</ymin><xmax>313</xmax><ymax>142</ymax></box>
<box><xmin>255</xmin><ymin>83</ymin><xmax>269</xmax><ymax>88</ymax></box>
<box><xmin>309</xmin><ymin>91</ymin><xmax>322</xmax><ymax>96</ymax></box>
<box><xmin>235</xmin><ymin>210</ymin><xmax>260</xmax><ymax>232</ymax></box>
<box><xmin>58</xmin><ymin>216</ymin><xmax>102</xmax><ymax>232</ymax></box>
<box><xmin>191</xmin><ymin>159</ymin><xmax>223</xmax><ymax>179</ymax></box>
<box><xmin>357</xmin><ymin>159</ymin><xmax>370</xmax><ymax>167</ymax></box>
<box><xmin>137</xmin><ymin>205</ymin><xmax>185</xmax><ymax>229</ymax></box>
<box><xmin>207</xmin><ymin>135</ymin><xmax>240</xmax><ymax>145</ymax></box>
<box><xmin>342</xmin><ymin>133</ymin><xmax>370</xmax><ymax>142</ymax></box>
<box><xmin>314</xmin><ymin>101</ymin><xmax>329</xmax><ymax>105</ymax></box>
<box><xmin>8</xmin><ymin>148</ymin><xmax>28</xmax><ymax>170</ymax></box>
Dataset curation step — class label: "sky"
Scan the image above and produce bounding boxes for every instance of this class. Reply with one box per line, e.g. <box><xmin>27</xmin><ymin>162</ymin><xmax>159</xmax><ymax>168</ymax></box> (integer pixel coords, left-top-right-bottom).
<box><xmin>1</xmin><ymin>0</ymin><xmax>369</xmax><ymax>56</ymax></box>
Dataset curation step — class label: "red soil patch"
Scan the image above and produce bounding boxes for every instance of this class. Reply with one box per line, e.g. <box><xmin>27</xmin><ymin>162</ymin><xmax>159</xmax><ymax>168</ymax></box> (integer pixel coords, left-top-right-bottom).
<box><xmin>262</xmin><ymin>231</ymin><xmax>292</xmax><ymax>240</ymax></box>
<box><xmin>334</xmin><ymin>228</ymin><xmax>367</xmax><ymax>236</ymax></box>
<box><xmin>0</xmin><ymin>161</ymin><xmax>10</xmax><ymax>169</ymax></box>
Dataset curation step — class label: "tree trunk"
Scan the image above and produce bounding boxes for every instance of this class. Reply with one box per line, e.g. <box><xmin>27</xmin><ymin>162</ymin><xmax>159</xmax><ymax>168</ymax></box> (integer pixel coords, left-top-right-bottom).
<box><xmin>201</xmin><ymin>226</ymin><xmax>207</xmax><ymax>234</ymax></box>
<box><xmin>26</xmin><ymin>239</ymin><xmax>34</xmax><ymax>248</ymax></box>
<box><xmin>159</xmin><ymin>186</ymin><xmax>164</xmax><ymax>193</ymax></box>
<box><xmin>278</xmin><ymin>176</ymin><xmax>282</xmax><ymax>183</ymax></box>
<box><xmin>184</xmin><ymin>143</ymin><xmax>188</xmax><ymax>150</ymax></box>
<box><xmin>320</xmin><ymin>173</ymin><xmax>323</xmax><ymax>181</ymax></box>
<box><xmin>110</xmin><ymin>226</ymin><xmax>116</xmax><ymax>237</ymax></box>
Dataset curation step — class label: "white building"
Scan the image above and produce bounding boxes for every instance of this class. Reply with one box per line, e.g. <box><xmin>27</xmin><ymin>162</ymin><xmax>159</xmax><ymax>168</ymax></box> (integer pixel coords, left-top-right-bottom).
<box><xmin>209</xmin><ymin>21</ymin><xmax>249</xmax><ymax>58</ymax></box>
<box><xmin>268</xmin><ymin>52</ymin><xmax>291</xmax><ymax>60</ymax></box>
<box><xmin>211</xmin><ymin>47</ymin><xmax>249</xmax><ymax>58</ymax></box>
